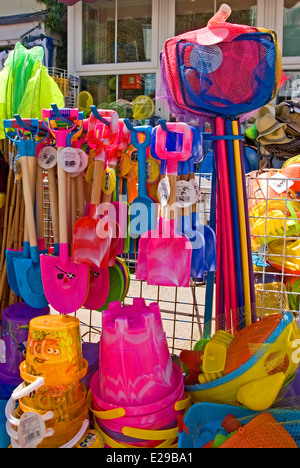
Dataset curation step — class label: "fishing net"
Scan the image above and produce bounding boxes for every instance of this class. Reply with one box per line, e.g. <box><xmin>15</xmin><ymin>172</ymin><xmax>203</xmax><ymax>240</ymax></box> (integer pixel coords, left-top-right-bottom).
<box><xmin>158</xmin><ymin>6</ymin><xmax>287</xmax><ymax>121</ymax></box>
<box><xmin>181</xmin><ymin>397</ymin><xmax>300</xmax><ymax>448</ymax></box>
<box><xmin>0</xmin><ymin>42</ymin><xmax>64</xmax><ymax>138</ymax></box>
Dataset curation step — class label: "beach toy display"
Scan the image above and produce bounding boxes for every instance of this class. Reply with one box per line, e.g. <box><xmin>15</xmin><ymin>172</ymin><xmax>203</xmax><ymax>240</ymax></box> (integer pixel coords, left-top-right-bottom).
<box><xmin>5</xmin><ymin>315</ymin><xmax>89</xmax><ymax>448</ymax></box>
<box><xmin>182</xmin><ymin>313</ymin><xmax>300</xmax><ymax>411</ymax></box>
<box><xmin>0</xmin><ymin>302</ymin><xmax>50</xmax><ymax>388</ymax></box>
<box><xmin>89</xmin><ymin>299</ymin><xmax>190</xmax><ymax>448</ymax></box>
<box><xmin>178</xmin><ymin>402</ymin><xmax>300</xmax><ymax>448</ymax></box>
<box><xmin>247</xmin><ymin>170</ymin><xmax>300</xmax><ymax>252</ymax></box>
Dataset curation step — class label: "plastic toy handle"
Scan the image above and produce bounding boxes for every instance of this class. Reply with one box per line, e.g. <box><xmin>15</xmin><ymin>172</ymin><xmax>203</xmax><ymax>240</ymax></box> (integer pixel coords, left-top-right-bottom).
<box><xmin>208</xmin><ymin>3</ymin><xmax>232</xmax><ymax>28</ymax></box>
<box><xmin>59</xmin><ymin>419</ymin><xmax>90</xmax><ymax>448</ymax></box>
<box><xmin>122</xmin><ymin>425</ymin><xmax>178</xmax><ymax>441</ymax></box>
<box><xmin>6</xmin><ymin>421</ymin><xmax>54</xmax><ymax>444</ymax></box>
<box><xmin>12</xmin><ymin>377</ymin><xmax>45</xmax><ymax>400</ymax></box>
<box><xmin>87</xmin><ymin>390</ymin><xmax>126</xmax><ymax>419</ymax></box>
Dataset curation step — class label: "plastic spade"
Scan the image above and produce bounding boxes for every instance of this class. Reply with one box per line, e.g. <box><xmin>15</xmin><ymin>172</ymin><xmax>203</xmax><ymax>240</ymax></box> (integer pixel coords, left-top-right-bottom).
<box><xmin>145</xmin><ymin>121</ymin><xmax>193</xmax><ymax>287</ymax></box>
<box><xmin>124</xmin><ymin>119</ymin><xmax>157</xmax><ymax>239</ymax></box>
<box><xmin>72</xmin><ymin>108</ymin><xmax>120</xmax><ymax>269</ymax></box>
<box><xmin>40</xmin><ymin>106</ymin><xmax>89</xmax><ymax>314</ymax></box>
<box><xmin>3</xmin><ymin>118</ymin><xmax>48</xmax><ymax>308</ymax></box>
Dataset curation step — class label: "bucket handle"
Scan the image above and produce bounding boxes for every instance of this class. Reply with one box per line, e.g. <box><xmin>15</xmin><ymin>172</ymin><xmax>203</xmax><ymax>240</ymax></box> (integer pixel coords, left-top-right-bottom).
<box><xmin>87</xmin><ymin>389</ymin><xmax>191</xmax><ymax>421</ymax></box>
<box><xmin>93</xmin><ymin>417</ymin><xmax>178</xmax><ymax>449</ymax></box>
<box><xmin>59</xmin><ymin>419</ymin><xmax>90</xmax><ymax>448</ymax></box>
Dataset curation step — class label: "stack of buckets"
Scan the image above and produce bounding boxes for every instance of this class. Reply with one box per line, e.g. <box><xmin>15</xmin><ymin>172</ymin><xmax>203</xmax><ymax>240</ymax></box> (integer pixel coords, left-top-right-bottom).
<box><xmin>0</xmin><ymin>302</ymin><xmax>50</xmax><ymax>448</ymax></box>
<box><xmin>89</xmin><ymin>298</ymin><xmax>190</xmax><ymax>448</ymax></box>
<box><xmin>6</xmin><ymin>315</ymin><xmax>89</xmax><ymax>448</ymax></box>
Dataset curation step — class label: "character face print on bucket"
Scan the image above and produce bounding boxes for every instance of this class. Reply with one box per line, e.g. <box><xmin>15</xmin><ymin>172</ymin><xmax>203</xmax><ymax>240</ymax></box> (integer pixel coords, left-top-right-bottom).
<box><xmin>28</xmin><ymin>333</ymin><xmax>61</xmax><ymax>364</ymax></box>
<box><xmin>55</xmin><ymin>265</ymin><xmax>77</xmax><ymax>291</ymax></box>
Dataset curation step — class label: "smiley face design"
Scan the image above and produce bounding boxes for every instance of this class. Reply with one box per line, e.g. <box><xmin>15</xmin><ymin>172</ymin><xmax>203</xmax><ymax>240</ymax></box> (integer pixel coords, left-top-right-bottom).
<box><xmin>55</xmin><ymin>265</ymin><xmax>77</xmax><ymax>291</ymax></box>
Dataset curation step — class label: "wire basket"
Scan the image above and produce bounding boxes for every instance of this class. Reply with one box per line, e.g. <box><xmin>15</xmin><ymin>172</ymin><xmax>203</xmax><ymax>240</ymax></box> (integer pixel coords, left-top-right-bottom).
<box><xmin>247</xmin><ymin>169</ymin><xmax>300</xmax><ymax>319</ymax></box>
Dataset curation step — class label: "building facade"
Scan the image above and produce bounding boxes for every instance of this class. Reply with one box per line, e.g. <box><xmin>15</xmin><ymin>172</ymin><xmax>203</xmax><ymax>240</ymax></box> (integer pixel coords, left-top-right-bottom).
<box><xmin>65</xmin><ymin>0</ymin><xmax>300</xmax><ymax>119</ymax></box>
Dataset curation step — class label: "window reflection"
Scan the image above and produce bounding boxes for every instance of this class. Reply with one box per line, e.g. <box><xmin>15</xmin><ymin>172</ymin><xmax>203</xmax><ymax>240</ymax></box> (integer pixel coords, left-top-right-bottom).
<box><xmin>175</xmin><ymin>0</ymin><xmax>256</xmax><ymax>36</ymax></box>
<box><xmin>80</xmin><ymin>73</ymin><xmax>156</xmax><ymax>120</ymax></box>
<box><xmin>283</xmin><ymin>1</ymin><xmax>300</xmax><ymax>57</ymax></box>
<box><xmin>82</xmin><ymin>0</ymin><xmax>152</xmax><ymax>65</ymax></box>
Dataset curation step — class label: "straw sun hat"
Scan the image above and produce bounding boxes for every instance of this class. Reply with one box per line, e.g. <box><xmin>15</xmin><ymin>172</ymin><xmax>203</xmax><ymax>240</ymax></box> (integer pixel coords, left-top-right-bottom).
<box><xmin>255</xmin><ymin>113</ymin><xmax>293</xmax><ymax>146</ymax></box>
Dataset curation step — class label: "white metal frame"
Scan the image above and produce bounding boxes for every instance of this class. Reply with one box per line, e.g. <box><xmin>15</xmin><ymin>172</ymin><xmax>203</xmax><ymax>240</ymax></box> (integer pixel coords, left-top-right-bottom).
<box><xmin>67</xmin><ymin>0</ymin><xmax>300</xmax><ymax>116</ymax></box>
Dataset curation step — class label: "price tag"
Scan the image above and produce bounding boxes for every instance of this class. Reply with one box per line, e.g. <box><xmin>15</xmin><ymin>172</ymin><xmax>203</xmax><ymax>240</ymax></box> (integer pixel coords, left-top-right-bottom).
<box><xmin>37</xmin><ymin>146</ymin><xmax>57</xmax><ymax>170</ymax></box>
<box><xmin>158</xmin><ymin>177</ymin><xmax>170</xmax><ymax>207</ymax></box>
<box><xmin>102</xmin><ymin>167</ymin><xmax>116</xmax><ymax>195</ymax></box>
<box><xmin>14</xmin><ymin>155</ymin><xmax>22</xmax><ymax>180</ymax></box>
<box><xmin>58</xmin><ymin>147</ymin><xmax>81</xmax><ymax>173</ymax></box>
<box><xmin>176</xmin><ymin>180</ymin><xmax>197</xmax><ymax>207</ymax></box>
<box><xmin>189</xmin><ymin>178</ymin><xmax>202</xmax><ymax>201</ymax></box>
<box><xmin>268</xmin><ymin>173</ymin><xmax>293</xmax><ymax>194</ymax></box>
<box><xmin>77</xmin><ymin>148</ymin><xmax>88</xmax><ymax>173</ymax></box>
<box><xmin>17</xmin><ymin>411</ymin><xmax>46</xmax><ymax>448</ymax></box>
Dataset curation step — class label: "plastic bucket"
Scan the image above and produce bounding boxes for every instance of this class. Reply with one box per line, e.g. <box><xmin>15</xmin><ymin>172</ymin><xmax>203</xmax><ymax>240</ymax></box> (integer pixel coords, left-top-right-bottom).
<box><xmin>95</xmin><ymin>418</ymin><xmax>178</xmax><ymax>449</ymax></box>
<box><xmin>21</xmin><ymin>315</ymin><xmax>87</xmax><ymax>384</ymax></box>
<box><xmin>12</xmin><ymin>404</ymin><xmax>89</xmax><ymax>448</ymax></box>
<box><xmin>0</xmin><ymin>302</ymin><xmax>50</xmax><ymax>382</ymax></box>
<box><xmin>91</xmin><ymin>363</ymin><xmax>184</xmax><ymax>416</ymax></box>
<box><xmin>99</xmin><ymin>299</ymin><xmax>178</xmax><ymax>407</ymax></box>
<box><xmin>92</xmin><ymin>389</ymin><xmax>185</xmax><ymax>433</ymax></box>
<box><xmin>19</xmin><ymin>382</ymin><xmax>87</xmax><ymax>417</ymax></box>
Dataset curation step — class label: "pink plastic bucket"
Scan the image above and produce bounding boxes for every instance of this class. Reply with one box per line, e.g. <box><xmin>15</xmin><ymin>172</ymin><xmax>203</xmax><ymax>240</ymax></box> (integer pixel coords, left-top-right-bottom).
<box><xmin>95</xmin><ymin>419</ymin><xmax>178</xmax><ymax>448</ymax></box>
<box><xmin>99</xmin><ymin>299</ymin><xmax>178</xmax><ymax>407</ymax></box>
<box><xmin>92</xmin><ymin>387</ymin><xmax>185</xmax><ymax>430</ymax></box>
<box><xmin>91</xmin><ymin>362</ymin><xmax>184</xmax><ymax>416</ymax></box>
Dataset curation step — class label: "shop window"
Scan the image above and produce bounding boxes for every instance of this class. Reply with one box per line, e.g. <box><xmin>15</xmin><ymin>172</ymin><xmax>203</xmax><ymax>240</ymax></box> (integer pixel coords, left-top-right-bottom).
<box><xmin>80</xmin><ymin>73</ymin><xmax>156</xmax><ymax>120</ymax></box>
<box><xmin>283</xmin><ymin>1</ymin><xmax>300</xmax><ymax>57</ymax></box>
<box><xmin>277</xmin><ymin>70</ymin><xmax>300</xmax><ymax>103</ymax></box>
<box><xmin>82</xmin><ymin>0</ymin><xmax>152</xmax><ymax>65</ymax></box>
<box><xmin>175</xmin><ymin>0</ymin><xmax>256</xmax><ymax>36</ymax></box>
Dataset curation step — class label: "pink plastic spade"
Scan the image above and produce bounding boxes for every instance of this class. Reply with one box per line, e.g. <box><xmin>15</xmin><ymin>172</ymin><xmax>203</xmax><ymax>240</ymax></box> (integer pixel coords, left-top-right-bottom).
<box><xmin>40</xmin><ymin>107</ymin><xmax>89</xmax><ymax>314</ymax></box>
<box><xmin>140</xmin><ymin>122</ymin><xmax>193</xmax><ymax>287</ymax></box>
<box><xmin>72</xmin><ymin>109</ymin><xmax>120</xmax><ymax>269</ymax></box>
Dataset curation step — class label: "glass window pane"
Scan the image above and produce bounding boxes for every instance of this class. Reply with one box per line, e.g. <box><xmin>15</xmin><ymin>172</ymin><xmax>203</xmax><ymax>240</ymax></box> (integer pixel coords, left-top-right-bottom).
<box><xmin>82</xmin><ymin>0</ymin><xmax>152</xmax><ymax>65</ymax></box>
<box><xmin>82</xmin><ymin>0</ymin><xmax>116</xmax><ymax>65</ymax></box>
<box><xmin>283</xmin><ymin>1</ymin><xmax>300</xmax><ymax>57</ymax></box>
<box><xmin>175</xmin><ymin>1</ymin><xmax>214</xmax><ymax>36</ymax></box>
<box><xmin>117</xmin><ymin>0</ymin><xmax>152</xmax><ymax>63</ymax></box>
<box><xmin>216</xmin><ymin>1</ymin><xmax>257</xmax><ymax>26</ymax></box>
<box><xmin>175</xmin><ymin>0</ymin><xmax>256</xmax><ymax>36</ymax></box>
<box><xmin>80</xmin><ymin>73</ymin><xmax>156</xmax><ymax>120</ymax></box>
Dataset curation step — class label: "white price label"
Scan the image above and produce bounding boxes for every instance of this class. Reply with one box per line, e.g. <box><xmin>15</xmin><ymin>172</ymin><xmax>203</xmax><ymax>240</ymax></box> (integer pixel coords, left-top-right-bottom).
<box><xmin>176</xmin><ymin>180</ymin><xmax>197</xmax><ymax>207</ymax></box>
<box><xmin>38</xmin><ymin>146</ymin><xmax>57</xmax><ymax>169</ymax></box>
<box><xmin>189</xmin><ymin>178</ymin><xmax>202</xmax><ymax>201</ymax></box>
<box><xmin>158</xmin><ymin>177</ymin><xmax>170</xmax><ymax>207</ymax></box>
<box><xmin>17</xmin><ymin>411</ymin><xmax>46</xmax><ymax>448</ymax></box>
<box><xmin>58</xmin><ymin>147</ymin><xmax>81</xmax><ymax>173</ymax></box>
<box><xmin>268</xmin><ymin>173</ymin><xmax>294</xmax><ymax>194</ymax></box>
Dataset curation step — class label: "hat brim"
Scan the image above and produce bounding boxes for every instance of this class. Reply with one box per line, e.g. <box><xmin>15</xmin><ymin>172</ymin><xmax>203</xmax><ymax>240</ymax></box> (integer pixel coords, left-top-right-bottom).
<box><xmin>258</xmin><ymin>134</ymin><xmax>294</xmax><ymax>146</ymax></box>
<box><xmin>256</xmin><ymin>121</ymin><xmax>286</xmax><ymax>139</ymax></box>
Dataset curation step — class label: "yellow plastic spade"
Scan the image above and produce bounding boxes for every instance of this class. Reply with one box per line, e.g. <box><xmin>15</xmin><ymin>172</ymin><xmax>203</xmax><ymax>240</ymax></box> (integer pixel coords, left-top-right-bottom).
<box><xmin>202</xmin><ymin>331</ymin><xmax>235</xmax><ymax>374</ymax></box>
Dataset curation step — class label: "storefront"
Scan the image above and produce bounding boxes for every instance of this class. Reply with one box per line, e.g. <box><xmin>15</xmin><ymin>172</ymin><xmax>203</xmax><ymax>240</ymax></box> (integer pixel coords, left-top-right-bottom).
<box><xmin>67</xmin><ymin>0</ymin><xmax>300</xmax><ymax>118</ymax></box>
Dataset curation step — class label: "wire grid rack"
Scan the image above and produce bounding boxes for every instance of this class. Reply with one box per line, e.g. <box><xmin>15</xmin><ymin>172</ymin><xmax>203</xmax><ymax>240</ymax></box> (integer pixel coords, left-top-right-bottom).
<box><xmin>43</xmin><ymin>172</ymin><xmax>214</xmax><ymax>357</ymax></box>
<box><xmin>48</xmin><ymin>67</ymin><xmax>80</xmax><ymax>109</ymax></box>
<box><xmin>246</xmin><ymin>169</ymin><xmax>300</xmax><ymax>321</ymax></box>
